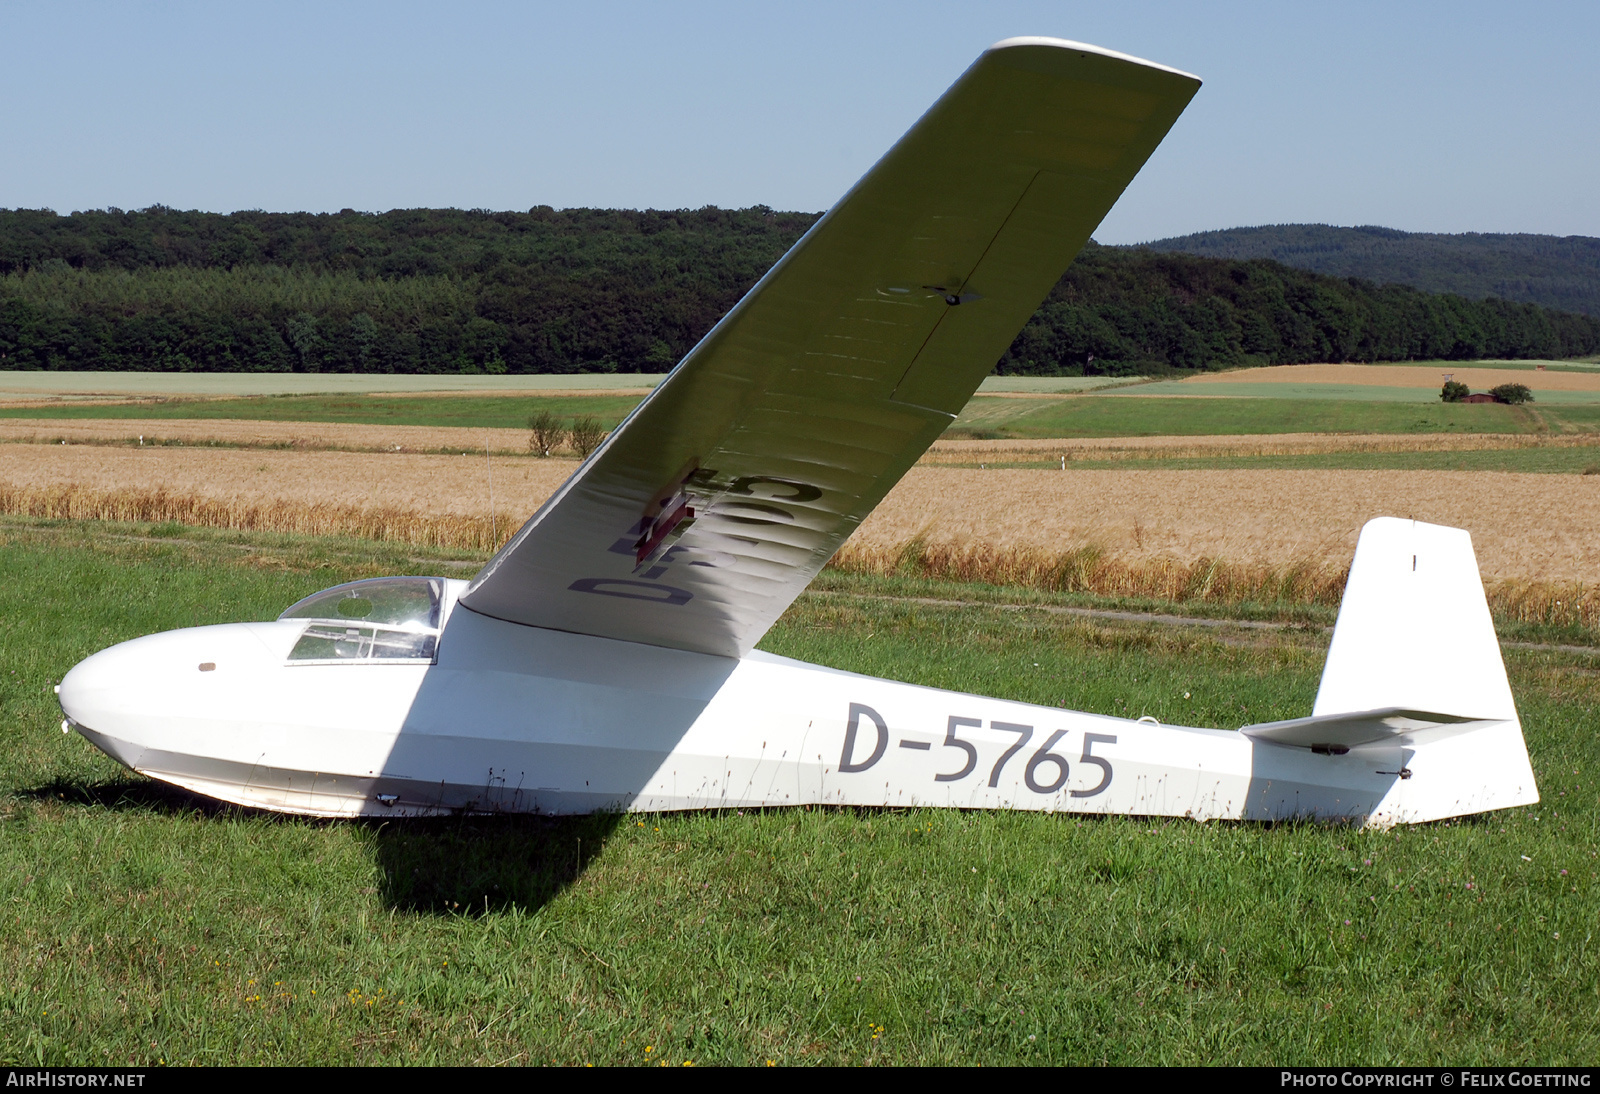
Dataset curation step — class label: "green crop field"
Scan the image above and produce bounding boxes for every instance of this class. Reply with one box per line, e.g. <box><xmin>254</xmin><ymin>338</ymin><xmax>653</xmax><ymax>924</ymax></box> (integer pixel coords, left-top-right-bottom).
<box><xmin>0</xmin><ymin>394</ymin><xmax>646</xmax><ymax>432</ymax></box>
<box><xmin>1</xmin><ymin>519</ymin><xmax>1594</xmax><ymax>1065</ymax></box>
<box><xmin>0</xmin><ymin>372</ymin><xmax>670</xmax><ymax>399</ymax></box>
<box><xmin>12</xmin><ymin>392</ymin><xmax>1598</xmax><ymax>441</ymax></box>
<box><xmin>949</xmin><ymin>396</ymin><xmax>1600</xmax><ymax>439</ymax></box>
<box><xmin>0</xmin><ymin>372</ymin><xmax>1119</xmax><ymax>402</ymax></box>
<box><xmin>953</xmin><ymin>445</ymin><xmax>1600</xmax><ymax>474</ymax></box>
<box><xmin>10</xmin><ymin>368</ymin><xmax>1600</xmax><ymax>442</ymax></box>
<box><xmin>1115</xmin><ymin>382</ymin><xmax>1600</xmax><ymax>403</ymax></box>
<box><xmin>1415</xmin><ymin>359</ymin><xmax>1600</xmax><ymax>374</ymax></box>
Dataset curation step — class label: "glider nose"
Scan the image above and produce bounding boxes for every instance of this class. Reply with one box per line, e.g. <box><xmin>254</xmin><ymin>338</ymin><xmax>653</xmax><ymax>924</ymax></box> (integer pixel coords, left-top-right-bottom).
<box><xmin>59</xmin><ymin>636</ymin><xmax>151</xmax><ymax>734</ymax></box>
<box><xmin>59</xmin><ymin>631</ymin><xmax>180</xmax><ymax>768</ymax></box>
<box><xmin>58</xmin><ymin>623</ymin><xmax>285</xmax><ymax>768</ymax></box>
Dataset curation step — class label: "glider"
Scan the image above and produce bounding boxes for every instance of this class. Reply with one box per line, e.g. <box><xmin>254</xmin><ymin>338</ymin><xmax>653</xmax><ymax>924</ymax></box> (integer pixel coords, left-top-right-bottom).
<box><xmin>56</xmin><ymin>39</ymin><xmax>1538</xmax><ymax>826</ymax></box>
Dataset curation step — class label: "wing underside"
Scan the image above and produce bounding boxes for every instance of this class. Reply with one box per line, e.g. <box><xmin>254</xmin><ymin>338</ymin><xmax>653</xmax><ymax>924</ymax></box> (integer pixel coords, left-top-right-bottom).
<box><xmin>462</xmin><ymin>39</ymin><xmax>1201</xmax><ymax>657</ymax></box>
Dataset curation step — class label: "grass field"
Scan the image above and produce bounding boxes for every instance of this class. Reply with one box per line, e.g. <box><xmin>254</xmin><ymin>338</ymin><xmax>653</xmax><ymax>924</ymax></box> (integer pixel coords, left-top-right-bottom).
<box><xmin>948</xmin><ymin>396</ymin><xmax>1600</xmax><ymax>439</ymax></box>
<box><xmin>0</xmin><ymin>371</ymin><xmax>1140</xmax><ymax>400</ymax></box>
<box><xmin>951</xmin><ymin>446</ymin><xmax>1600</xmax><ymax>474</ymax></box>
<box><xmin>1116</xmin><ymin>384</ymin><xmax>1600</xmax><ymax>404</ymax></box>
<box><xmin>12</xmin><ymin>371</ymin><xmax>1600</xmax><ymax>442</ymax></box>
<box><xmin>11</xmin><ymin>391</ymin><xmax>1583</xmax><ymax>439</ymax></box>
<box><xmin>1163</xmin><ymin>363</ymin><xmax>1600</xmax><ymax>394</ymax></box>
<box><xmin>1</xmin><ymin>519</ymin><xmax>1595</xmax><ymax>1065</ymax></box>
<box><xmin>4</xmin><ymin>363</ymin><xmax>1598</xmax><ymax>1064</ymax></box>
<box><xmin>1110</xmin><ymin>384</ymin><xmax>1600</xmax><ymax>403</ymax></box>
<box><xmin>0</xmin><ymin>372</ymin><xmax>670</xmax><ymax>398</ymax></box>
<box><xmin>0</xmin><ymin>394</ymin><xmax>646</xmax><ymax>432</ymax></box>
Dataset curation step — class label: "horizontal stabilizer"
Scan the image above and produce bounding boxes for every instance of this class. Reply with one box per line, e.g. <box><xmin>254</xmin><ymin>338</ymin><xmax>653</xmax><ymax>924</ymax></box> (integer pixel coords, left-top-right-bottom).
<box><xmin>1241</xmin><ymin>706</ymin><xmax>1495</xmax><ymax>752</ymax></box>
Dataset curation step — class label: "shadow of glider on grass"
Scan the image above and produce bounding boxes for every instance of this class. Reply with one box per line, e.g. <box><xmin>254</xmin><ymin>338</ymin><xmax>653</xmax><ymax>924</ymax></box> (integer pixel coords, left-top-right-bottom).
<box><xmin>56</xmin><ymin>39</ymin><xmax>1538</xmax><ymax>827</ymax></box>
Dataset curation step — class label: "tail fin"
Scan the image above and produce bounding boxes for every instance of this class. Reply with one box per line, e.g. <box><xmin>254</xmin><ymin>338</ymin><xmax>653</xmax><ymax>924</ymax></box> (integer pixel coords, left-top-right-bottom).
<box><xmin>1315</xmin><ymin>517</ymin><xmax>1516</xmax><ymax>721</ymax></box>
<box><xmin>1299</xmin><ymin>517</ymin><xmax>1537</xmax><ymax>822</ymax></box>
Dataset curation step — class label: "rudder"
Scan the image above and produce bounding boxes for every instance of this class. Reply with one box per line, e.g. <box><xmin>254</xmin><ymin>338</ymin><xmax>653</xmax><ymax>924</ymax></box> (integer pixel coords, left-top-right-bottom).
<box><xmin>1307</xmin><ymin>517</ymin><xmax>1537</xmax><ymax>823</ymax></box>
<box><xmin>1315</xmin><ymin>517</ymin><xmax>1516</xmax><ymax>721</ymax></box>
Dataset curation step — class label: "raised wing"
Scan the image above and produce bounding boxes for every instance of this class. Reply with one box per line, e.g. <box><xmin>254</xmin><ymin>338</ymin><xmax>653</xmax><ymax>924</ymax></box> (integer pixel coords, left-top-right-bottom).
<box><xmin>462</xmin><ymin>38</ymin><xmax>1201</xmax><ymax>657</ymax></box>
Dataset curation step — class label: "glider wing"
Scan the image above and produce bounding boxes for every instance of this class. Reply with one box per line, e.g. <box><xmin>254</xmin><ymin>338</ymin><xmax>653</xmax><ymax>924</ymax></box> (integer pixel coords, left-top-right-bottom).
<box><xmin>461</xmin><ymin>39</ymin><xmax>1201</xmax><ymax>657</ymax></box>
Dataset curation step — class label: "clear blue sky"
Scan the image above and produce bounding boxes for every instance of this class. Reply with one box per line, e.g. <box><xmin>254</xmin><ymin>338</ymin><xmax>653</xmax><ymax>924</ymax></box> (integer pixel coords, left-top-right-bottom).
<box><xmin>2</xmin><ymin>1</ymin><xmax>1595</xmax><ymax>243</ymax></box>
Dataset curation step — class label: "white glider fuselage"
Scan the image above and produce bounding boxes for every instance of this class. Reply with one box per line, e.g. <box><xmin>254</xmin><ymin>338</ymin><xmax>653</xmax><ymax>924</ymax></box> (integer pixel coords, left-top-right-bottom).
<box><xmin>57</xmin><ymin>563</ymin><xmax>1536</xmax><ymax>828</ymax></box>
<box><xmin>50</xmin><ymin>43</ymin><xmax>1541</xmax><ymax>828</ymax></box>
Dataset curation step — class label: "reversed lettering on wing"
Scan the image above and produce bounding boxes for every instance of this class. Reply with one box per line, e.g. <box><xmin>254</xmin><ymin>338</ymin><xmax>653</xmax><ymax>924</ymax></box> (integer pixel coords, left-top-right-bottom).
<box><xmin>572</xmin><ymin>471</ymin><xmax>824</xmax><ymax>607</ymax></box>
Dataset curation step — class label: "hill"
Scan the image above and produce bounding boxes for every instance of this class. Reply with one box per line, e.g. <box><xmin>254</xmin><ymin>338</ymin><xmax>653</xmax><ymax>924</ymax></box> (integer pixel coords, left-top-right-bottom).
<box><xmin>2</xmin><ymin>207</ymin><xmax>1598</xmax><ymax>375</ymax></box>
<box><xmin>1136</xmin><ymin>224</ymin><xmax>1600</xmax><ymax>318</ymax></box>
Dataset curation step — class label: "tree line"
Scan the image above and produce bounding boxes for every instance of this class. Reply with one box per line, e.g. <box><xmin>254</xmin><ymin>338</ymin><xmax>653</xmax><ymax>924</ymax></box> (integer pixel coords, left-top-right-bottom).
<box><xmin>998</xmin><ymin>246</ymin><xmax>1600</xmax><ymax>375</ymax></box>
<box><xmin>1138</xmin><ymin>223</ymin><xmax>1600</xmax><ymax>318</ymax></box>
<box><xmin>2</xmin><ymin>206</ymin><xmax>1597</xmax><ymax>376</ymax></box>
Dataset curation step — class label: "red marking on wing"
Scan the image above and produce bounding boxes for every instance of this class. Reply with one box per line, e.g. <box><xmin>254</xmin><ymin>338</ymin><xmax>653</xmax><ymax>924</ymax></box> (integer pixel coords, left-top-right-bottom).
<box><xmin>635</xmin><ymin>496</ymin><xmax>694</xmax><ymax>565</ymax></box>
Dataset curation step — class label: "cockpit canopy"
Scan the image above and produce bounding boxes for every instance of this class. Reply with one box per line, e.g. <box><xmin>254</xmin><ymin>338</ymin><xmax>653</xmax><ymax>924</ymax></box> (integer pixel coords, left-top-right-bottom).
<box><xmin>278</xmin><ymin>577</ymin><xmax>446</xmax><ymax>663</ymax></box>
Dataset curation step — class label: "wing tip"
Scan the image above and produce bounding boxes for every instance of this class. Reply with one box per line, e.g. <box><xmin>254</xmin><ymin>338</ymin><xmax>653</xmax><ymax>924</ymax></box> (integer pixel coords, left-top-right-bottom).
<box><xmin>985</xmin><ymin>36</ymin><xmax>1202</xmax><ymax>85</ymax></box>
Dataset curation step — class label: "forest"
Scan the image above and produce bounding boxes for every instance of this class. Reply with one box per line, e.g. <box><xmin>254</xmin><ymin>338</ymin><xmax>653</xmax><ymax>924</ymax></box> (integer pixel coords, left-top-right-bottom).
<box><xmin>1140</xmin><ymin>223</ymin><xmax>1600</xmax><ymax>318</ymax></box>
<box><xmin>2</xmin><ymin>206</ymin><xmax>1597</xmax><ymax>376</ymax></box>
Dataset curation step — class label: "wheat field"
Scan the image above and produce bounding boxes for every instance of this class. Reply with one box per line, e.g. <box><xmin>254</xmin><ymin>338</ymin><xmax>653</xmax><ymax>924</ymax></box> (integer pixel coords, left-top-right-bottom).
<box><xmin>855</xmin><ymin>466</ymin><xmax>1600</xmax><ymax>582</ymax></box>
<box><xmin>4</xmin><ymin>441</ymin><xmax>1597</xmax><ymax>623</ymax></box>
<box><xmin>4</xmin><ymin>443</ymin><xmax>1596</xmax><ymax>578</ymax></box>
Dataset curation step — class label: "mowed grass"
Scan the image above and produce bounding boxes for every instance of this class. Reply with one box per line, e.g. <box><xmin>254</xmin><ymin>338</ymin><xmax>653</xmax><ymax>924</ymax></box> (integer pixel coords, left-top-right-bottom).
<box><xmin>1</xmin><ymin>519</ymin><xmax>1596</xmax><ymax>1065</ymax></box>
<box><xmin>0</xmin><ymin>372</ymin><xmax>669</xmax><ymax>398</ymax></box>
<box><xmin>0</xmin><ymin>394</ymin><xmax>645</xmax><ymax>432</ymax></box>
<box><xmin>949</xmin><ymin>395</ymin><xmax>1600</xmax><ymax>439</ymax></box>
<box><xmin>1118</xmin><ymin>383</ymin><xmax>1600</xmax><ymax>403</ymax></box>
<box><xmin>954</xmin><ymin>444</ymin><xmax>1600</xmax><ymax>474</ymax></box>
<box><xmin>11</xmin><ymin>389</ymin><xmax>1600</xmax><ymax>442</ymax></box>
<box><xmin>1120</xmin><ymin>383</ymin><xmax>1600</xmax><ymax>404</ymax></box>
